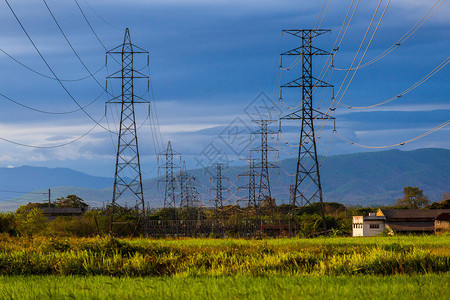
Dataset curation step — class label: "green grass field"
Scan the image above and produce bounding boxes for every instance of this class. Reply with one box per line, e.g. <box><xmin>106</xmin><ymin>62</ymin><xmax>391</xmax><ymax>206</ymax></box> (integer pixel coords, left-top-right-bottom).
<box><xmin>0</xmin><ymin>274</ymin><xmax>448</xmax><ymax>299</ymax></box>
<box><xmin>0</xmin><ymin>235</ymin><xmax>448</xmax><ymax>299</ymax></box>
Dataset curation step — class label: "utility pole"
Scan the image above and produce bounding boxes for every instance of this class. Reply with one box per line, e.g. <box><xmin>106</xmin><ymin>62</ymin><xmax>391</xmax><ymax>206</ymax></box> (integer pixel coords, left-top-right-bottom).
<box><xmin>106</xmin><ymin>28</ymin><xmax>149</xmax><ymax>232</ymax></box>
<box><xmin>279</xmin><ymin>29</ymin><xmax>334</xmax><ymax>233</ymax></box>
<box><xmin>48</xmin><ymin>188</ymin><xmax>51</xmax><ymax>208</ymax></box>
<box><xmin>158</xmin><ymin>141</ymin><xmax>180</xmax><ymax>219</ymax></box>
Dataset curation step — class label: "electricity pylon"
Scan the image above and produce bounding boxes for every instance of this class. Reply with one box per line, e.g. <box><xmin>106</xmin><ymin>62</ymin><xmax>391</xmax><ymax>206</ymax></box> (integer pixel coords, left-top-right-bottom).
<box><xmin>211</xmin><ymin>163</ymin><xmax>228</xmax><ymax>218</ymax></box>
<box><xmin>238</xmin><ymin>158</ymin><xmax>258</xmax><ymax>209</ymax></box>
<box><xmin>179</xmin><ymin>161</ymin><xmax>199</xmax><ymax>210</ymax></box>
<box><xmin>251</xmin><ymin>120</ymin><xmax>278</xmax><ymax>207</ymax></box>
<box><xmin>279</xmin><ymin>29</ymin><xmax>334</xmax><ymax>232</ymax></box>
<box><xmin>106</xmin><ymin>28</ymin><xmax>149</xmax><ymax>231</ymax></box>
<box><xmin>158</xmin><ymin>141</ymin><xmax>180</xmax><ymax>219</ymax></box>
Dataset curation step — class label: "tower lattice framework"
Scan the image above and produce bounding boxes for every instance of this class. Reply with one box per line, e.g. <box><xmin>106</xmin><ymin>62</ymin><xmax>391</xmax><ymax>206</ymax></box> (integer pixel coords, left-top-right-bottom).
<box><xmin>158</xmin><ymin>141</ymin><xmax>180</xmax><ymax>216</ymax></box>
<box><xmin>251</xmin><ymin>120</ymin><xmax>278</xmax><ymax>206</ymax></box>
<box><xmin>107</xmin><ymin>28</ymin><xmax>149</xmax><ymax>226</ymax></box>
<box><xmin>280</xmin><ymin>29</ymin><xmax>334</xmax><ymax>229</ymax></box>
<box><xmin>211</xmin><ymin>163</ymin><xmax>227</xmax><ymax>217</ymax></box>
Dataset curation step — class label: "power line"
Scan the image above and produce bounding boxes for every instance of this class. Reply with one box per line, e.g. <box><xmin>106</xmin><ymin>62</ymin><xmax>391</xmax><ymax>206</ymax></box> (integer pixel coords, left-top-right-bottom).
<box><xmin>336</xmin><ymin>119</ymin><xmax>450</xmax><ymax>149</ymax></box>
<box><xmin>333</xmin><ymin>0</ymin><xmax>446</xmax><ymax>71</ymax></box>
<box><xmin>0</xmin><ymin>90</ymin><xmax>105</xmax><ymax>115</ymax></box>
<box><xmin>0</xmin><ymin>115</ymin><xmax>105</xmax><ymax>149</ymax></box>
<box><xmin>81</xmin><ymin>0</ymin><xmax>121</xmax><ymax>30</ymax></box>
<box><xmin>5</xmin><ymin>0</ymin><xmax>113</xmax><ymax>133</ymax></box>
<box><xmin>0</xmin><ymin>48</ymin><xmax>106</xmax><ymax>82</ymax></box>
<box><xmin>340</xmin><ymin>55</ymin><xmax>450</xmax><ymax>109</ymax></box>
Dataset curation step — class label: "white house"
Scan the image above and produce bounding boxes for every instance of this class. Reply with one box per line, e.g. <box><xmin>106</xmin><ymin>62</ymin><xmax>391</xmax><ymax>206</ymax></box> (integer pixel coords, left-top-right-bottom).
<box><xmin>352</xmin><ymin>212</ymin><xmax>386</xmax><ymax>237</ymax></box>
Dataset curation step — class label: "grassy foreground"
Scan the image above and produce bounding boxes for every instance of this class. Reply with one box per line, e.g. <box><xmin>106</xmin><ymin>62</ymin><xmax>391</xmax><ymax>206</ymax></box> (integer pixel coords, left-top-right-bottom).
<box><xmin>0</xmin><ymin>235</ymin><xmax>449</xmax><ymax>276</ymax></box>
<box><xmin>0</xmin><ymin>274</ymin><xmax>448</xmax><ymax>299</ymax></box>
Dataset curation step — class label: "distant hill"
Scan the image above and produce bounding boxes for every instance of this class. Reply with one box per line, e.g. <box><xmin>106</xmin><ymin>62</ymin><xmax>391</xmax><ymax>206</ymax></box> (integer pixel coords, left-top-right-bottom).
<box><xmin>1</xmin><ymin>148</ymin><xmax>448</xmax><ymax>211</ymax></box>
<box><xmin>0</xmin><ymin>166</ymin><xmax>112</xmax><ymax>211</ymax></box>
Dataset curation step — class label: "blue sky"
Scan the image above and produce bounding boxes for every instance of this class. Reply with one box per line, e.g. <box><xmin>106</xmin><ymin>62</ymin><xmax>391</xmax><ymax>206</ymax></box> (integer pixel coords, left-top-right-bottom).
<box><xmin>0</xmin><ymin>0</ymin><xmax>448</xmax><ymax>178</ymax></box>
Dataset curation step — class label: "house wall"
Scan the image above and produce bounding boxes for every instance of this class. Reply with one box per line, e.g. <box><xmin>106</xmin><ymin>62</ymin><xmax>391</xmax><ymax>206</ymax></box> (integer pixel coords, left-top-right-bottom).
<box><xmin>353</xmin><ymin>216</ymin><xmax>385</xmax><ymax>237</ymax></box>
<box><xmin>435</xmin><ymin>220</ymin><xmax>450</xmax><ymax>232</ymax></box>
<box><xmin>362</xmin><ymin>220</ymin><xmax>385</xmax><ymax>236</ymax></box>
<box><xmin>352</xmin><ymin>216</ymin><xmax>364</xmax><ymax>237</ymax></box>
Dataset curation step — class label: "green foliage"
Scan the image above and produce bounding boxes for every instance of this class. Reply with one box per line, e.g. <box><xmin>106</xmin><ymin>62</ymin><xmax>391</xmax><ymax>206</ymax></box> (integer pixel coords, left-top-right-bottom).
<box><xmin>14</xmin><ymin>206</ymin><xmax>47</xmax><ymax>236</ymax></box>
<box><xmin>0</xmin><ymin>213</ymin><xmax>15</xmax><ymax>235</ymax></box>
<box><xmin>426</xmin><ymin>198</ymin><xmax>450</xmax><ymax>209</ymax></box>
<box><xmin>0</xmin><ymin>236</ymin><xmax>447</xmax><ymax>276</ymax></box>
<box><xmin>152</xmin><ymin>208</ymin><xmax>177</xmax><ymax>220</ymax></box>
<box><xmin>55</xmin><ymin>195</ymin><xmax>88</xmax><ymax>209</ymax></box>
<box><xmin>396</xmin><ymin>186</ymin><xmax>430</xmax><ymax>209</ymax></box>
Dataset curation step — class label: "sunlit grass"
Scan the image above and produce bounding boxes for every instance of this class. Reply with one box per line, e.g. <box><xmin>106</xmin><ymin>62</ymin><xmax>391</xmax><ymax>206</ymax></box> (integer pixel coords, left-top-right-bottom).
<box><xmin>0</xmin><ymin>235</ymin><xmax>448</xmax><ymax>276</ymax></box>
<box><xmin>0</xmin><ymin>274</ymin><xmax>447</xmax><ymax>300</ymax></box>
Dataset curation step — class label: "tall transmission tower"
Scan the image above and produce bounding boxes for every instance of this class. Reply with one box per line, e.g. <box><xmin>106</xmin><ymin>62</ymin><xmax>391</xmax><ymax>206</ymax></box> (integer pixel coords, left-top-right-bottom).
<box><xmin>251</xmin><ymin>120</ymin><xmax>279</xmax><ymax>206</ymax></box>
<box><xmin>106</xmin><ymin>28</ymin><xmax>149</xmax><ymax>229</ymax></box>
<box><xmin>211</xmin><ymin>163</ymin><xmax>228</xmax><ymax>217</ymax></box>
<box><xmin>158</xmin><ymin>141</ymin><xmax>180</xmax><ymax>218</ymax></box>
<box><xmin>279</xmin><ymin>29</ymin><xmax>334</xmax><ymax>231</ymax></box>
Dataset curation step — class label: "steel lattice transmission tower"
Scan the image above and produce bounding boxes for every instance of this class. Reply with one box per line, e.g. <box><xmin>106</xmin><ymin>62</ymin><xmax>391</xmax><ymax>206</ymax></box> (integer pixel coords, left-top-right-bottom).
<box><xmin>238</xmin><ymin>158</ymin><xmax>258</xmax><ymax>209</ymax></box>
<box><xmin>279</xmin><ymin>29</ymin><xmax>334</xmax><ymax>230</ymax></box>
<box><xmin>179</xmin><ymin>161</ymin><xmax>189</xmax><ymax>209</ymax></box>
<box><xmin>179</xmin><ymin>161</ymin><xmax>200</xmax><ymax>220</ymax></box>
<box><xmin>251</xmin><ymin>120</ymin><xmax>278</xmax><ymax>206</ymax></box>
<box><xmin>158</xmin><ymin>141</ymin><xmax>180</xmax><ymax>216</ymax></box>
<box><xmin>106</xmin><ymin>28</ymin><xmax>149</xmax><ymax>225</ymax></box>
<box><xmin>211</xmin><ymin>163</ymin><xmax>227</xmax><ymax>217</ymax></box>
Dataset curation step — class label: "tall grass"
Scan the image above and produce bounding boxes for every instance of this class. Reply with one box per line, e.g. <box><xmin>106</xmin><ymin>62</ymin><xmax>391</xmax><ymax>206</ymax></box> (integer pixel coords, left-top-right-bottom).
<box><xmin>0</xmin><ymin>235</ymin><xmax>448</xmax><ymax>276</ymax></box>
<box><xmin>0</xmin><ymin>274</ymin><xmax>448</xmax><ymax>299</ymax></box>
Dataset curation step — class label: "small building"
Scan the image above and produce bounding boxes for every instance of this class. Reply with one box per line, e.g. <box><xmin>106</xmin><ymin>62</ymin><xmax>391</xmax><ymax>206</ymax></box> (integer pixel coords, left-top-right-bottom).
<box><xmin>377</xmin><ymin>209</ymin><xmax>450</xmax><ymax>234</ymax></box>
<box><xmin>435</xmin><ymin>213</ymin><xmax>450</xmax><ymax>233</ymax></box>
<box><xmin>40</xmin><ymin>207</ymin><xmax>84</xmax><ymax>221</ymax></box>
<box><xmin>352</xmin><ymin>212</ymin><xmax>386</xmax><ymax>237</ymax></box>
<box><xmin>353</xmin><ymin>209</ymin><xmax>450</xmax><ymax>236</ymax></box>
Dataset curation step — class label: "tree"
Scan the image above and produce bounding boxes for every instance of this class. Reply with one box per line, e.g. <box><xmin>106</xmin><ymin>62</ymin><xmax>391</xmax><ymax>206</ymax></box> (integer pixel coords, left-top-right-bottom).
<box><xmin>396</xmin><ymin>186</ymin><xmax>429</xmax><ymax>209</ymax></box>
<box><xmin>15</xmin><ymin>205</ymin><xmax>47</xmax><ymax>236</ymax></box>
<box><xmin>426</xmin><ymin>193</ymin><xmax>450</xmax><ymax>209</ymax></box>
<box><xmin>55</xmin><ymin>195</ymin><xmax>89</xmax><ymax>210</ymax></box>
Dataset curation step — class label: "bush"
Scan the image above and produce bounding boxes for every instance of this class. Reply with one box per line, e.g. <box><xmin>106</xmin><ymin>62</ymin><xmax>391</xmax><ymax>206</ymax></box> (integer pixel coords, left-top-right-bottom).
<box><xmin>15</xmin><ymin>206</ymin><xmax>47</xmax><ymax>236</ymax></box>
<box><xmin>0</xmin><ymin>212</ymin><xmax>16</xmax><ymax>235</ymax></box>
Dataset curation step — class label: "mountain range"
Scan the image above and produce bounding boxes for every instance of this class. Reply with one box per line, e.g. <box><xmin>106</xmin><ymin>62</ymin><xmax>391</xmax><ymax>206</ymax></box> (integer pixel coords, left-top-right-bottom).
<box><xmin>0</xmin><ymin>148</ymin><xmax>448</xmax><ymax>211</ymax></box>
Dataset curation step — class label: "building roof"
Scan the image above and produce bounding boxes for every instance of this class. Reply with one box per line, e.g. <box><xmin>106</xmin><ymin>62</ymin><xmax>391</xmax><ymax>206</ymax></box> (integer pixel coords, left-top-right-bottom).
<box><xmin>386</xmin><ymin>221</ymin><xmax>435</xmax><ymax>232</ymax></box>
<box><xmin>377</xmin><ymin>209</ymin><xmax>450</xmax><ymax>220</ymax></box>
<box><xmin>41</xmin><ymin>207</ymin><xmax>83</xmax><ymax>214</ymax></box>
<box><xmin>435</xmin><ymin>213</ymin><xmax>450</xmax><ymax>221</ymax></box>
<box><xmin>363</xmin><ymin>216</ymin><xmax>386</xmax><ymax>221</ymax></box>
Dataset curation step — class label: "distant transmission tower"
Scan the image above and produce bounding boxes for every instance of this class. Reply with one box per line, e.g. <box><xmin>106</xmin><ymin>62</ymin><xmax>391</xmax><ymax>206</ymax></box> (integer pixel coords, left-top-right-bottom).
<box><xmin>279</xmin><ymin>29</ymin><xmax>334</xmax><ymax>231</ymax></box>
<box><xmin>179</xmin><ymin>161</ymin><xmax>199</xmax><ymax>209</ymax></box>
<box><xmin>211</xmin><ymin>163</ymin><xmax>228</xmax><ymax>217</ymax></box>
<box><xmin>238</xmin><ymin>158</ymin><xmax>258</xmax><ymax>209</ymax></box>
<box><xmin>179</xmin><ymin>161</ymin><xmax>189</xmax><ymax>209</ymax></box>
<box><xmin>158</xmin><ymin>141</ymin><xmax>180</xmax><ymax>218</ymax></box>
<box><xmin>106</xmin><ymin>28</ymin><xmax>149</xmax><ymax>230</ymax></box>
<box><xmin>251</xmin><ymin>120</ymin><xmax>278</xmax><ymax>206</ymax></box>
